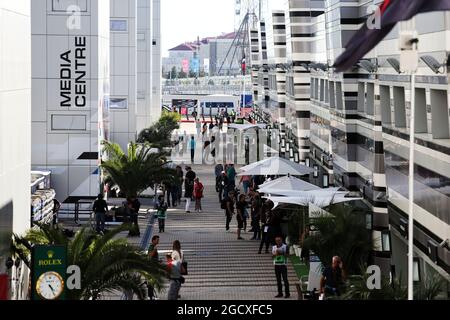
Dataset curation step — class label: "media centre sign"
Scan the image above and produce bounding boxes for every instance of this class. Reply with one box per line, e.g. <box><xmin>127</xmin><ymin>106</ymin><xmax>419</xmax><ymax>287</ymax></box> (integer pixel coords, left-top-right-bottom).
<box><xmin>60</xmin><ymin>36</ymin><xmax>87</xmax><ymax>108</ymax></box>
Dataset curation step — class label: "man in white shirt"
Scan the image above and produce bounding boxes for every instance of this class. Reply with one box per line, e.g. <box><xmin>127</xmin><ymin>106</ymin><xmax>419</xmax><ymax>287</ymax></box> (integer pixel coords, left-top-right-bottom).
<box><xmin>272</xmin><ymin>236</ymin><xmax>290</xmax><ymax>298</ymax></box>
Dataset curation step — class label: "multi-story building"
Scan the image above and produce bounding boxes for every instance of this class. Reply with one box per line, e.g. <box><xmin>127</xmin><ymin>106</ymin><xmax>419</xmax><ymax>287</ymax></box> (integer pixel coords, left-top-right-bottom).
<box><xmin>266</xmin><ymin>9</ymin><xmax>288</xmax><ymax>154</ymax></box>
<box><xmin>0</xmin><ymin>0</ymin><xmax>32</xmax><ymax>300</ymax></box>
<box><xmin>31</xmin><ymin>0</ymin><xmax>111</xmax><ymax>203</ymax></box>
<box><xmin>257</xmin><ymin>0</ymin><xmax>450</xmax><ymax>291</ymax></box>
<box><xmin>110</xmin><ymin>0</ymin><xmax>138</xmax><ymax>151</ymax></box>
<box><xmin>151</xmin><ymin>0</ymin><xmax>162</xmax><ymax>124</ymax></box>
<box><xmin>162</xmin><ymin>44</ymin><xmax>196</xmax><ymax>75</ymax></box>
<box><xmin>209</xmin><ymin>32</ymin><xmax>238</xmax><ymax>76</ymax></box>
<box><xmin>137</xmin><ymin>0</ymin><xmax>155</xmax><ymax>133</ymax></box>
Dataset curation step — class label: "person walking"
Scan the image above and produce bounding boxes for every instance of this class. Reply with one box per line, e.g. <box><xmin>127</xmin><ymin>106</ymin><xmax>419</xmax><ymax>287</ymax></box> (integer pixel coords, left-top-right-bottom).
<box><xmin>196</xmin><ymin>119</ymin><xmax>201</xmax><ymax>136</ymax></box>
<box><xmin>189</xmin><ymin>136</ymin><xmax>196</xmax><ymax>164</ymax></box>
<box><xmin>166</xmin><ymin>253</ymin><xmax>184</xmax><ymax>300</ymax></box>
<box><xmin>193</xmin><ymin>178</ymin><xmax>204</xmax><ymax>213</ymax></box>
<box><xmin>259</xmin><ymin>201</ymin><xmax>274</xmax><ymax>254</ymax></box>
<box><xmin>239</xmin><ymin>175</ymin><xmax>251</xmax><ymax>195</ymax></box>
<box><xmin>52</xmin><ymin>199</ymin><xmax>61</xmax><ymax>227</ymax></box>
<box><xmin>273</xmin><ymin>236</ymin><xmax>290</xmax><ymax>298</ymax></box>
<box><xmin>236</xmin><ymin>194</ymin><xmax>247</xmax><ymax>240</ymax></box>
<box><xmin>175</xmin><ymin>166</ymin><xmax>184</xmax><ymax>203</ymax></box>
<box><xmin>230</xmin><ymin>109</ymin><xmax>236</xmax><ymax>123</ymax></box>
<box><xmin>224</xmin><ymin>191</ymin><xmax>235</xmax><ymax>232</ymax></box>
<box><xmin>156</xmin><ymin>195</ymin><xmax>168</xmax><ymax>233</ymax></box>
<box><xmin>214</xmin><ymin>163</ymin><xmax>224</xmax><ymax>192</ymax></box>
<box><xmin>171</xmin><ymin>240</ymin><xmax>184</xmax><ymax>262</ymax></box>
<box><xmin>92</xmin><ymin>194</ymin><xmax>109</xmax><ymax>234</ymax></box>
<box><xmin>147</xmin><ymin>235</ymin><xmax>160</xmax><ymax>300</ymax></box>
<box><xmin>164</xmin><ymin>180</ymin><xmax>173</xmax><ymax>208</ymax></box>
<box><xmin>184</xmin><ymin>166</ymin><xmax>196</xmax><ymax>213</ymax></box>
<box><xmin>171</xmin><ymin>240</ymin><xmax>186</xmax><ymax>299</ymax></box>
<box><xmin>218</xmin><ymin>171</ymin><xmax>229</xmax><ymax>202</ymax></box>
<box><xmin>128</xmin><ymin>196</ymin><xmax>141</xmax><ymax>237</ymax></box>
<box><xmin>219</xmin><ymin>114</ymin><xmax>224</xmax><ymax>131</ymax></box>
<box><xmin>227</xmin><ymin>164</ymin><xmax>237</xmax><ymax>190</ymax></box>
<box><xmin>250</xmin><ymin>191</ymin><xmax>262</xmax><ymax>240</ymax></box>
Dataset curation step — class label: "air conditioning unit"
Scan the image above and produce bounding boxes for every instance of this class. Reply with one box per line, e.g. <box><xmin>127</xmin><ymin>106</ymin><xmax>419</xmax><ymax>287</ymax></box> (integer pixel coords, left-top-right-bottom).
<box><xmin>427</xmin><ymin>240</ymin><xmax>439</xmax><ymax>264</ymax></box>
<box><xmin>399</xmin><ymin>218</ymin><xmax>408</xmax><ymax>238</ymax></box>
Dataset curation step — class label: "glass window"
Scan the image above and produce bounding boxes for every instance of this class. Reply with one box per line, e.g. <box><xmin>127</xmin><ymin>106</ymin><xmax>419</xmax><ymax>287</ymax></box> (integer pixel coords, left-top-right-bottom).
<box><xmin>110</xmin><ymin>19</ymin><xmax>128</xmax><ymax>32</ymax></box>
<box><xmin>110</xmin><ymin>98</ymin><xmax>128</xmax><ymax>110</ymax></box>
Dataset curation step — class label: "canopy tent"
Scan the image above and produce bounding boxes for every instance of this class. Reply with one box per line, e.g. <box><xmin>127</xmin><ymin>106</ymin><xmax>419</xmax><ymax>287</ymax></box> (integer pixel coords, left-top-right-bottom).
<box><xmin>228</xmin><ymin>123</ymin><xmax>267</xmax><ymax>131</ymax></box>
<box><xmin>263</xmin><ymin>193</ymin><xmax>362</xmax><ymax>209</ymax></box>
<box><xmin>259</xmin><ymin>188</ymin><xmax>345</xmax><ymax>198</ymax></box>
<box><xmin>238</xmin><ymin>156</ymin><xmax>314</xmax><ymax>176</ymax></box>
<box><xmin>257</xmin><ymin>175</ymin><xmax>320</xmax><ymax>192</ymax></box>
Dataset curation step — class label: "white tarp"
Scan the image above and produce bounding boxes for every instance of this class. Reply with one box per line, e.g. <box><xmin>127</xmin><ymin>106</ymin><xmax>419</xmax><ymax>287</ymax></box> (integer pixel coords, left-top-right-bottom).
<box><xmin>228</xmin><ymin>123</ymin><xmax>267</xmax><ymax>131</ymax></box>
<box><xmin>238</xmin><ymin>157</ymin><xmax>314</xmax><ymax>176</ymax></box>
<box><xmin>258</xmin><ymin>175</ymin><xmax>320</xmax><ymax>192</ymax></box>
<box><xmin>264</xmin><ymin>194</ymin><xmax>362</xmax><ymax>209</ymax></box>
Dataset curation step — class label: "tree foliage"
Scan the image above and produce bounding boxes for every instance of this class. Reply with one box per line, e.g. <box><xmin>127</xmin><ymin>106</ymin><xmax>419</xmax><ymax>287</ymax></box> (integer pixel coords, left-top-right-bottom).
<box><xmin>11</xmin><ymin>224</ymin><xmax>166</xmax><ymax>300</ymax></box>
<box><xmin>137</xmin><ymin>111</ymin><xmax>181</xmax><ymax>149</ymax></box>
<box><xmin>302</xmin><ymin>204</ymin><xmax>372</xmax><ymax>275</ymax></box>
<box><xmin>101</xmin><ymin>141</ymin><xmax>175</xmax><ymax>198</ymax></box>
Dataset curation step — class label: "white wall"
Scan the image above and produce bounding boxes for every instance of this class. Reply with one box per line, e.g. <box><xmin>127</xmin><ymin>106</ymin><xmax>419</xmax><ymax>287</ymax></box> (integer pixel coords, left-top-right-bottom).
<box><xmin>136</xmin><ymin>0</ymin><xmax>153</xmax><ymax>133</ymax></box>
<box><xmin>31</xmin><ymin>0</ymin><xmax>110</xmax><ymax>202</ymax></box>
<box><xmin>110</xmin><ymin>0</ymin><xmax>137</xmax><ymax>151</ymax></box>
<box><xmin>0</xmin><ymin>0</ymin><xmax>31</xmax><ymax>236</ymax></box>
<box><xmin>151</xmin><ymin>0</ymin><xmax>162</xmax><ymax>124</ymax></box>
<box><xmin>0</xmin><ymin>0</ymin><xmax>31</xmax><ymax>299</ymax></box>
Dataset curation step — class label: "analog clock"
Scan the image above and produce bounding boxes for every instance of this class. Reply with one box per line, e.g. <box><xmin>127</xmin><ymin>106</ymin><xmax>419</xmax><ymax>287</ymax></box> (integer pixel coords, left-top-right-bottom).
<box><xmin>36</xmin><ymin>271</ymin><xmax>64</xmax><ymax>300</ymax></box>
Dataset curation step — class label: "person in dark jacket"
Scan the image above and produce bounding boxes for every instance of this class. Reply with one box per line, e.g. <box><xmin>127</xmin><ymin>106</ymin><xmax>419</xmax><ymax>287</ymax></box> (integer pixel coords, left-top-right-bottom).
<box><xmin>184</xmin><ymin>166</ymin><xmax>196</xmax><ymax>213</ymax></box>
<box><xmin>127</xmin><ymin>197</ymin><xmax>141</xmax><ymax>237</ymax></box>
<box><xmin>259</xmin><ymin>201</ymin><xmax>274</xmax><ymax>254</ymax></box>
<box><xmin>92</xmin><ymin>194</ymin><xmax>109</xmax><ymax>234</ymax></box>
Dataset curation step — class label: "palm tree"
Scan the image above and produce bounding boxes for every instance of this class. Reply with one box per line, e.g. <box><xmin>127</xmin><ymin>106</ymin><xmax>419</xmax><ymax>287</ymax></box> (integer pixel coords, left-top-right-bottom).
<box><xmin>11</xmin><ymin>224</ymin><xmax>166</xmax><ymax>300</ymax></box>
<box><xmin>137</xmin><ymin>111</ymin><xmax>181</xmax><ymax>149</ymax></box>
<box><xmin>302</xmin><ymin>204</ymin><xmax>372</xmax><ymax>275</ymax></box>
<box><xmin>339</xmin><ymin>271</ymin><xmax>407</xmax><ymax>300</ymax></box>
<box><xmin>101</xmin><ymin>141</ymin><xmax>175</xmax><ymax>198</ymax></box>
<box><xmin>340</xmin><ymin>267</ymin><xmax>445</xmax><ymax>300</ymax></box>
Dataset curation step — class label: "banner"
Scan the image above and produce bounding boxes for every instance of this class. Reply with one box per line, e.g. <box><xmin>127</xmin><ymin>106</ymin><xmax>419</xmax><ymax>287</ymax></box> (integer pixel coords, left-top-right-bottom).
<box><xmin>190</xmin><ymin>58</ymin><xmax>200</xmax><ymax>74</ymax></box>
<box><xmin>203</xmin><ymin>58</ymin><xmax>210</xmax><ymax>73</ymax></box>
<box><xmin>182</xmin><ymin>59</ymin><xmax>189</xmax><ymax>73</ymax></box>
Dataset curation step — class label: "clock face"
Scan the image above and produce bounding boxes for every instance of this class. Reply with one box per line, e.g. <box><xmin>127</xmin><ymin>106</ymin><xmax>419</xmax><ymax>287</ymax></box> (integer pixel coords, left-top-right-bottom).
<box><xmin>36</xmin><ymin>271</ymin><xmax>64</xmax><ymax>300</ymax></box>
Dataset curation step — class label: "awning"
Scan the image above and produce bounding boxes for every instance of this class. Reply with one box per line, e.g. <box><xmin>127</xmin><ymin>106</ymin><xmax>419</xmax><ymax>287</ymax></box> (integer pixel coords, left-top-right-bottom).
<box><xmin>238</xmin><ymin>156</ymin><xmax>314</xmax><ymax>176</ymax></box>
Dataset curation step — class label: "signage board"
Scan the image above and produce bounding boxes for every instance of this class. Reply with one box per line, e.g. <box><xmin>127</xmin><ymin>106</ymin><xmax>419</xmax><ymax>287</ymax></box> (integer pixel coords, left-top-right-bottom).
<box><xmin>31</xmin><ymin>245</ymin><xmax>67</xmax><ymax>300</ymax></box>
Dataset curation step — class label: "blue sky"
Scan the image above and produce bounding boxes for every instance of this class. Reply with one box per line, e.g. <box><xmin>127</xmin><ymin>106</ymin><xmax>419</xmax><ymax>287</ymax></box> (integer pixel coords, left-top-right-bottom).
<box><xmin>161</xmin><ymin>0</ymin><xmax>235</xmax><ymax>57</ymax></box>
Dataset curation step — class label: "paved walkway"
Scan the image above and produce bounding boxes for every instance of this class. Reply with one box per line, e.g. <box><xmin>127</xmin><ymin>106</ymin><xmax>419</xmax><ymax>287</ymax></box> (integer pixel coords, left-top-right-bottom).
<box><xmin>78</xmin><ymin>122</ymin><xmax>299</xmax><ymax>300</ymax></box>
<box><xmin>153</xmin><ymin>162</ymin><xmax>298</xmax><ymax>300</ymax></box>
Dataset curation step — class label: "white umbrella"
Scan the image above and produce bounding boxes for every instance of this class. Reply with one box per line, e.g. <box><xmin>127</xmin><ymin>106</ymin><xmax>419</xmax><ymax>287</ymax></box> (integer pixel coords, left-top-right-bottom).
<box><xmin>238</xmin><ymin>156</ymin><xmax>314</xmax><ymax>176</ymax></box>
<box><xmin>263</xmin><ymin>193</ymin><xmax>362</xmax><ymax>209</ymax></box>
<box><xmin>258</xmin><ymin>175</ymin><xmax>320</xmax><ymax>192</ymax></box>
<box><xmin>259</xmin><ymin>188</ymin><xmax>344</xmax><ymax>197</ymax></box>
<box><xmin>228</xmin><ymin>123</ymin><xmax>267</xmax><ymax>131</ymax></box>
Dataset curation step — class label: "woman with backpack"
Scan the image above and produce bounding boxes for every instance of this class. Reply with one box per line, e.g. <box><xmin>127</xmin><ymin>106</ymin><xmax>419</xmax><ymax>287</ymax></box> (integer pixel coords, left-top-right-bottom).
<box><xmin>193</xmin><ymin>178</ymin><xmax>204</xmax><ymax>213</ymax></box>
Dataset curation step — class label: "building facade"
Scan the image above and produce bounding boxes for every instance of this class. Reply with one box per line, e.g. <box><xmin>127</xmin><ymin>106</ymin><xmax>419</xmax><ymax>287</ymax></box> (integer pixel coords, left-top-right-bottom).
<box><xmin>31</xmin><ymin>0</ymin><xmax>111</xmax><ymax>202</ymax></box>
<box><xmin>151</xmin><ymin>0</ymin><xmax>162</xmax><ymax>124</ymax></box>
<box><xmin>257</xmin><ymin>0</ymin><xmax>450</xmax><ymax>291</ymax></box>
<box><xmin>0</xmin><ymin>0</ymin><xmax>32</xmax><ymax>300</ymax></box>
<box><xmin>110</xmin><ymin>0</ymin><xmax>137</xmax><ymax>151</ymax></box>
